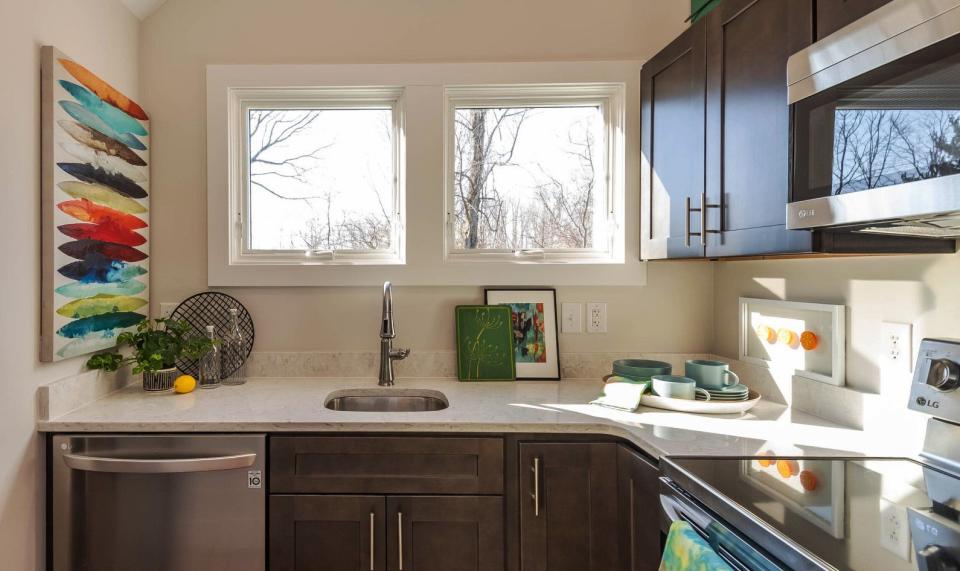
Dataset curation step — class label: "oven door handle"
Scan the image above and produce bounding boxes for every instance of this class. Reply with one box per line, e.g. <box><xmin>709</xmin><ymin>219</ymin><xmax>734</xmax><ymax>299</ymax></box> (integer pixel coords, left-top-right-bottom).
<box><xmin>62</xmin><ymin>452</ymin><xmax>257</xmax><ymax>474</ymax></box>
<box><xmin>660</xmin><ymin>492</ymin><xmax>714</xmax><ymax>535</ymax></box>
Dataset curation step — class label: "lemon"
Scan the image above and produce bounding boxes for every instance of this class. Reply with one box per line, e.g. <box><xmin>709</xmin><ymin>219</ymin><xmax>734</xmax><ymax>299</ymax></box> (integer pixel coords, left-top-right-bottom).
<box><xmin>173</xmin><ymin>375</ymin><xmax>197</xmax><ymax>394</ymax></box>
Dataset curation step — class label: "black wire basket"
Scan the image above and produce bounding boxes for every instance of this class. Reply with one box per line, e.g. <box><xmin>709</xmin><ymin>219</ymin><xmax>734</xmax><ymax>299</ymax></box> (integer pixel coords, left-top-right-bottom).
<box><xmin>169</xmin><ymin>292</ymin><xmax>255</xmax><ymax>378</ymax></box>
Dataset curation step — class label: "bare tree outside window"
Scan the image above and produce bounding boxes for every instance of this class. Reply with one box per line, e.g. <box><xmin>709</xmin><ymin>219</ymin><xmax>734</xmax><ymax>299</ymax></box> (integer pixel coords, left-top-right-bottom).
<box><xmin>452</xmin><ymin>106</ymin><xmax>604</xmax><ymax>251</ymax></box>
<box><xmin>247</xmin><ymin>108</ymin><xmax>394</xmax><ymax>252</ymax></box>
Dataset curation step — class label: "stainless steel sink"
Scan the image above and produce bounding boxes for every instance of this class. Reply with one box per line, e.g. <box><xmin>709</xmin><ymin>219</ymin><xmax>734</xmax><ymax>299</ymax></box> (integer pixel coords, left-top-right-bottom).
<box><xmin>324</xmin><ymin>389</ymin><xmax>449</xmax><ymax>412</ymax></box>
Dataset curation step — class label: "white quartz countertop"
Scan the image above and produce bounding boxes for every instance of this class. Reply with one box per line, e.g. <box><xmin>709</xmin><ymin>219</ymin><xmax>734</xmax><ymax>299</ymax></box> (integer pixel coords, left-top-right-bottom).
<box><xmin>37</xmin><ymin>378</ymin><xmax>913</xmax><ymax>460</ymax></box>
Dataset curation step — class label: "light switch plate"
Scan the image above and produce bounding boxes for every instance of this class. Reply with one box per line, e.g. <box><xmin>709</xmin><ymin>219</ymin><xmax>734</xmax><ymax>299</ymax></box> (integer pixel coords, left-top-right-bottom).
<box><xmin>561</xmin><ymin>303</ymin><xmax>582</xmax><ymax>334</ymax></box>
<box><xmin>882</xmin><ymin>322</ymin><xmax>913</xmax><ymax>373</ymax></box>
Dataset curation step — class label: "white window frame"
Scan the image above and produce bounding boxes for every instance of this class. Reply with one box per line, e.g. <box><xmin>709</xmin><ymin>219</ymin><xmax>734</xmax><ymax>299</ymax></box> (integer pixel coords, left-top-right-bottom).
<box><xmin>230</xmin><ymin>87</ymin><xmax>405</xmax><ymax>266</ymax></box>
<box><xmin>207</xmin><ymin>62</ymin><xmax>646</xmax><ymax>287</ymax></box>
<box><xmin>444</xmin><ymin>84</ymin><xmax>625</xmax><ymax>263</ymax></box>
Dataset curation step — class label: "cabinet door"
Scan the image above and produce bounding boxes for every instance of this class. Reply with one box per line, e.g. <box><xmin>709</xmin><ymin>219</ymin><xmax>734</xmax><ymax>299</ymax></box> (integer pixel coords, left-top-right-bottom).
<box><xmin>816</xmin><ymin>0</ymin><xmax>893</xmax><ymax>40</ymax></box>
<box><xmin>704</xmin><ymin>0</ymin><xmax>814</xmax><ymax>257</ymax></box>
<box><xmin>618</xmin><ymin>446</ymin><xmax>662</xmax><ymax>571</ymax></box>
<box><xmin>640</xmin><ymin>24</ymin><xmax>707</xmax><ymax>259</ymax></box>
<box><xmin>387</xmin><ymin>496</ymin><xmax>504</xmax><ymax>571</ymax></box>
<box><xmin>518</xmin><ymin>443</ymin><xmax>619</xmax><ymax>571</ymax></box>
<box><xmin>270</xmin><ymin>495</ymin><xmax>386</xmax><ymax>571</ymax></box>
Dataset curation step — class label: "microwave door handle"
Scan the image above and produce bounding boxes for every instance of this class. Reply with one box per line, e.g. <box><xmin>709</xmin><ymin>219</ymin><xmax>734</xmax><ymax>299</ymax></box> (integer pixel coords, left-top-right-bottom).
<box><xmin>62</xmin><ymin>452</ymin><xmax>257</xmax><ymax>474</ymax></box>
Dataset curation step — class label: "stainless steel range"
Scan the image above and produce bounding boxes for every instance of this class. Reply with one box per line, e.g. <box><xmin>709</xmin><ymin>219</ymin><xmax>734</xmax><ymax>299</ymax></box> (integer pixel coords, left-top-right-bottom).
<box><xmin>660</xmin><ymin>338</ymin><xmax>960</xmax><ymax>570</ymax></box>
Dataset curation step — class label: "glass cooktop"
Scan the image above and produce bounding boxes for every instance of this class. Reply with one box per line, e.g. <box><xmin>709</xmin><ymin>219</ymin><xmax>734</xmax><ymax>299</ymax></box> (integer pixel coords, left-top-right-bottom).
<box><xmin>664</xmin><ymin>456</ymin><xmax>960</xmax><ymax>571</ymax></box>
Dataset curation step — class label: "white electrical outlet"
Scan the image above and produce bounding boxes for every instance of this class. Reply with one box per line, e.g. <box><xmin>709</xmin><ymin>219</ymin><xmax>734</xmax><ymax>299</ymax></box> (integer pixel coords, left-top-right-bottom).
<box><xmin>159</xmin><ymin>303</ymin><xmax>177</xmax><ymax>318</ymax></box>
<box><xmin>561</xmin><ymin>303</ymin><xmax>582</xmax><ymax>334</ymax></box>
<box><xmin>586</xmin><ymin>302</ymin><xmax>607</xmax><ymax>333</ymax></box>
<box><xmin>882</xmin><ymin>322</ymin><xmax>913</xmax><ymax>373</ymax></box>
<box><xmin>879</xmin><ymin>498</ymin><xmax>911</xmax><ymax>561</ymax></box>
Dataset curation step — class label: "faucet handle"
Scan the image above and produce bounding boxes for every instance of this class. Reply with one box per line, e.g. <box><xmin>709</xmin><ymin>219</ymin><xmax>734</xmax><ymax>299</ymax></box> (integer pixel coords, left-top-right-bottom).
<box><xmin>391</xmin><ymin>348</ymin><xmax>410</xmax><ymax>361</ymax></box>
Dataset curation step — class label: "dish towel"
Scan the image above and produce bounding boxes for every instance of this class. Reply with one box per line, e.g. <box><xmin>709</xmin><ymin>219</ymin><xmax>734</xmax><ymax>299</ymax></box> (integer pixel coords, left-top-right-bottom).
<box><xmin>659</xmin><ymin>521</ymin><xmax>733</xmax><ymax>571</ymax></box>
<box><xmin>590</xmin><ymin>379</ymin><xmax>648</xmax><ymax>411</ymax></box>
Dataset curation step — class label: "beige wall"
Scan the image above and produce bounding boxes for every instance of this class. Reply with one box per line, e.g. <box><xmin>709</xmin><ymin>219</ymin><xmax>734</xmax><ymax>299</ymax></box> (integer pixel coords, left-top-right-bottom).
<box><xmin>714</xmin><ymin>253</ymin><xmax>960</xmax><ymax>392</ymax></box>
<box><xmin>0</xmin><ymin>0</ymin><xmax>139</xmax><ymax>567</ymax></box>
<box><xmin>141</xmin><ymin>0</ymin><xmax>702</xmax><ymax>354</ymax></box>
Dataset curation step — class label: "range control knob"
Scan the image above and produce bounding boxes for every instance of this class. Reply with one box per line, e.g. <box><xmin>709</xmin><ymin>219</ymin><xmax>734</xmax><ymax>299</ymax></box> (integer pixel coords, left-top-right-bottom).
<box><xmin>918</xmin><ymin>545</ymin><xmax>959</xmax><ymax>571</ymax></box>
<box><xmin>927</xmin><ymin>359</ymin><xmax>960</xmax><ymax>392</ymax></box>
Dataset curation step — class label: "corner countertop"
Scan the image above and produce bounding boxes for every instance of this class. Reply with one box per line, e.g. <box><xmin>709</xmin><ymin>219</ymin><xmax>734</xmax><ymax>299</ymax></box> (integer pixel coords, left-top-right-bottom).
<box><xmin>37</xmin><ymin>378</ymin><xmax>913</xmax><ymax>460</ymax></box>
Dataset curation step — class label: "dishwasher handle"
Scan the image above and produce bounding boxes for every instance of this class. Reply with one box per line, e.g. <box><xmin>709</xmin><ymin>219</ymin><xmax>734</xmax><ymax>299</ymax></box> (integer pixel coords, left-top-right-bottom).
<box><xmin>62</xmin><ymin>452</ymin><xmax>257</xmax><ymax>474</ymax></box>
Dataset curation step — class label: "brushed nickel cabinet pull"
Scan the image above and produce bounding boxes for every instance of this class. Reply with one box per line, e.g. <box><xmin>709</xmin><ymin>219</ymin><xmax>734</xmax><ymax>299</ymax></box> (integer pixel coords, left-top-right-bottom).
<box><xmin>369</xmin><ymin>512</ymin><xmax>375</xmax><ymax>571</ymax></box>
<box><xmin>397</xmin><ymin>511</ymin><xmax>404</xmax><ymax>570</ymax></box>
<box><xmin>531</xmin><ymin>456</ymin><xmax>541</xmax><ymax>516</ymax></box>
<box><xmin>685</xmin><ymin>193</ymin><xmax>720</xmax><ymax>247</ymax></box>
<box><xmin>701</xmin><ymin>191</ymin><xmax>721</xmax><ymax>245</ymax></box>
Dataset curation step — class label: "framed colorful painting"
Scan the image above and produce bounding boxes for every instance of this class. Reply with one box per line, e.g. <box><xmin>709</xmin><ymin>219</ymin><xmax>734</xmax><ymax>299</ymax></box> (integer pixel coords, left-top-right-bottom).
<box><xmin>40</xmin><ymin>46</ymin><xmax>150</xmax><ymax>362</ymax></box>
<box><xmin>455</xmin><ymin>305</ymin><xmax>516</xmax><ymax>382</ymax></box>
<box><xmin>484</xmin><ymin>288</ymin><xmax>560</xmax><ymax>380</ymax></box>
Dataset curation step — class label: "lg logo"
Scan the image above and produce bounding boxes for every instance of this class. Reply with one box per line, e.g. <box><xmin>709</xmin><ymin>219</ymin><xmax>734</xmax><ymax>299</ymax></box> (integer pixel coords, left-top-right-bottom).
<box><xmin>917</xmin><ymin>396</ymin><xmax>941</xmax><ymax>409</ymax></box>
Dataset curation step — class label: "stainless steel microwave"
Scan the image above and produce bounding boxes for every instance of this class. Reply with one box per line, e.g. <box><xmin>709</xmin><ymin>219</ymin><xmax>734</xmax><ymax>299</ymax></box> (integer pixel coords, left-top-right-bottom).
<box><xmin>787</xmin><ymin>0</ymin><xmax>960</xmax><ymax>239</ymax></box>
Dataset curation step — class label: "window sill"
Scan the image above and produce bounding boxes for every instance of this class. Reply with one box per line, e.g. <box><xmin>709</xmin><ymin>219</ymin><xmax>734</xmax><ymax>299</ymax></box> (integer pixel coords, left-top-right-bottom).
<box><xmin>209</xmin><ymin>259</ymin><xmax>647</xmax><ymax>287</ymax></box>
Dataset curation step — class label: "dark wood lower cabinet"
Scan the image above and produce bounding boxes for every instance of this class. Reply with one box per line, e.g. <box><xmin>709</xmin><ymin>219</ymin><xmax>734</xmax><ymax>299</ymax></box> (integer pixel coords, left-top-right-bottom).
<box><xmin>271</xmin><ymin>495</ymin><xmax>503</xmax><ymax>571</ymax></box>
<box><xmin>387</xmin><ymin>496</ymin><xmax>504</xmax><ymax>571</ymax></box>
<box><xmin>618</xmin><ymin>446</ymin><xmax>662</xmax><ymax>571</ymax></box>
<box><xmin>270</xmin><ymin>495</ymin><xmax>386</xmax><ymax>571</ymax></box>
<box><xmin>518</xmin><ymin>442</ymin><xmax>620</xmax><ymax>571</ymax></box>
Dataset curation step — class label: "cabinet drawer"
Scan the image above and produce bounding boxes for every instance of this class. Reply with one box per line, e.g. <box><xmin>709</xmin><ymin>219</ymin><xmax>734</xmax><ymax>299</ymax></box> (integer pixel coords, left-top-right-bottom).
<box><xmin>271</xmin><ymin>436</ymin><xmax>504</xmax><ymax>494</ymax></box>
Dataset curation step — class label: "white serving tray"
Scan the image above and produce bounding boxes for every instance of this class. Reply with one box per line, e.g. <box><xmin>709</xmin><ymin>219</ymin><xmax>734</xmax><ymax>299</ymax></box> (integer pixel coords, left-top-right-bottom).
<box><xmin>639</xmin><ymin>390</ymin><xmax>761</xmax><ymax>414</ymax></box>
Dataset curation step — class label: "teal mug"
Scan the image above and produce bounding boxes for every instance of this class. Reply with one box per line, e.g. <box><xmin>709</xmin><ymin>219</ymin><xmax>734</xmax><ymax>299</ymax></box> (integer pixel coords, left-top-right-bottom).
<box><xmin>651</xmin><ymin>375</ymin><xmax>711</xmax><ymax>401</ymax></box>
<box><xmin>612</xmin><ymin>359</ymin><xmax>672</xmax><ymax>383</ymax></box>
<box><xmin>685</xmin><ymin>359</ymin><xmax>740</xmax><ymax>390</ymax></box>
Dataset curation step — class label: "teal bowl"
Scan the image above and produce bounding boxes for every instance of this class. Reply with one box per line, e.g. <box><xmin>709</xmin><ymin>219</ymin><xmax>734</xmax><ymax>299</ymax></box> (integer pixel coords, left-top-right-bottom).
<box><xmin>612</xmin><ymin>359</ymin><xmax>672</xmax><ymax>382</ymax></box>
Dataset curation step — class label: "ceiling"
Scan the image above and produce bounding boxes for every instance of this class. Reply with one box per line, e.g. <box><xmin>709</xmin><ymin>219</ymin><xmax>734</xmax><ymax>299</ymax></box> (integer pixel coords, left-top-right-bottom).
<box><xmin>121</xmin><ymin>0</ymin><xmax>168</xmax><ymax>20</ymax></box>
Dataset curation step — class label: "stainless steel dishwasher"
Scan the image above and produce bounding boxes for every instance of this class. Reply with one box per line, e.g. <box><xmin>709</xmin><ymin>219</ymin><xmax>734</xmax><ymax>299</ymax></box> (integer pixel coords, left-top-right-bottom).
<box><xmin>51</xmin><ymin>434</ymin><xmax>265</xmax><ymax>571</ymax></box>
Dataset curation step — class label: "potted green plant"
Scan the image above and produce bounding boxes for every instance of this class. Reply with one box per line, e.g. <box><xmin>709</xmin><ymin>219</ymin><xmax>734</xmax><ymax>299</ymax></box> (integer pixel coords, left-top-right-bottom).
<box><xmin>86</xmin><ymin>318</ymin><xmax>216</xmax><ymax>391</ymax></box>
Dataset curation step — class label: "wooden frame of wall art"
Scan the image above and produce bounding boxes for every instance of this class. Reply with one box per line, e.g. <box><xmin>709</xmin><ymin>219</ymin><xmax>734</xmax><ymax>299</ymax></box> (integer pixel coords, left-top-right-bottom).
<box><xmin>484</xmin><ymin>288</ymin><xmax>560</xmax><ymax>380</ymax></box>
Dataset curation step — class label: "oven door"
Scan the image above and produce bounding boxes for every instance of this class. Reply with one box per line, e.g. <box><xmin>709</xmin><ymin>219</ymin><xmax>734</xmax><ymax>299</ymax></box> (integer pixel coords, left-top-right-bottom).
<box><xmin>660</xmin><ymin>478</ymin><xmax>787</xmax><ymax>571</ymax></box>
<box><xmin>788</xmin><ymin>0</ymin><xmax>960</xmax><ymax>238</ymax></box>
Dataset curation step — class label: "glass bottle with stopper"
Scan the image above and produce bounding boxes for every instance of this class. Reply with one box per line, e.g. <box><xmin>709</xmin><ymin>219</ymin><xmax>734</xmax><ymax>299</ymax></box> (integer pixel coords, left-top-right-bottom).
<box><xmin>199</xmin><ymin>325</ymin><xmax>221</xmax><ymax>389</ymax></box>
<box><xmin>222</xmin><ymin>308</ymin><xmax>247</xmax><ymax>386</ymax></box>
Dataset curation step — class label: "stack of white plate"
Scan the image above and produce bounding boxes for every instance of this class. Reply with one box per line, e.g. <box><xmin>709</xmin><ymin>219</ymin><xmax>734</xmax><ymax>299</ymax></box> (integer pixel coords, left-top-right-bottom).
<box><xmin>696</xmin><ymin>383</ymin><xmax>750</xmax><ymax>402</ymax></box>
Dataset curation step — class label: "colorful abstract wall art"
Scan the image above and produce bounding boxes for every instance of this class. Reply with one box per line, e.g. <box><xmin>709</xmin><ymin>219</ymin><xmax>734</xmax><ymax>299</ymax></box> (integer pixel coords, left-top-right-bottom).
<box><xmin>484</xmin><ymin>289</ymin><xmax>560</xmax><ymax>380</ymax></box>
<box><xmin>41</xmin><ymin>46</ymin><xmax>149</xmax><ymax>362</ymax></box>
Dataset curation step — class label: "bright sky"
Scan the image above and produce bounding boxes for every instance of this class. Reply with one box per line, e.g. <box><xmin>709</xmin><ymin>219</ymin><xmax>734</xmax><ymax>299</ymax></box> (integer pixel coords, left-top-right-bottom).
<box><xmin>247</xmin><ymin>105</ymin><xmax>604</xmax><ymax>251</ymax></box>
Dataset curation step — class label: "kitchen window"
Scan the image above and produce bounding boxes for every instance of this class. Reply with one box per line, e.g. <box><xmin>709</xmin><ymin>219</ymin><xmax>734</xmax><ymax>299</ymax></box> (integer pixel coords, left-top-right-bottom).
<box><xmin>231</xmin><ymin>88</ymin><xmax>404</xmax><ymax>265</ymax></box>
<box><xmin>208</xmin><ymin>63</ymin><xmax>643</xmax><ymax>286</ymax></box>
<box><xmin>445</xmin><ymin>85</ymin><xmax>625</xmax><ymax>262</ymax></box>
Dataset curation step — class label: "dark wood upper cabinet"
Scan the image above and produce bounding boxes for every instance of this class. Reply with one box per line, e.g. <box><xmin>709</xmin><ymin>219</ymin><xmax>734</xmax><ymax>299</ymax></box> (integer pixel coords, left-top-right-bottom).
<box><xmin>518</xmin><ymin>442</ymin><xmax>620</xmax><ymax>571</ymax></box>
<box><xmin>815</xmin><ymin>0</ymin><xmax>894</xmax><ymax>40</ymax></box>
<box><xmin>387</xmin><ymin>496</ymin><xmax>504</xmax><ymax>571</ymax></box>
<box><xmin>704</xmin><ymin>0</ymin><xmax>815</xmax><ymax>258</ymax></box>
<box><xmin>270</xmin><ymin>495</ymin><xmax>386</xmax><ymax>571</ymax></box>
<box><xmin>618</xmin><ymin>446</ymin><xmax>662</xmax><ymax>571</ymax></box>
<box><xmin>640</xmin><ymin>24</ymin><xmax>708</xmax><ymax>259</ymax></box>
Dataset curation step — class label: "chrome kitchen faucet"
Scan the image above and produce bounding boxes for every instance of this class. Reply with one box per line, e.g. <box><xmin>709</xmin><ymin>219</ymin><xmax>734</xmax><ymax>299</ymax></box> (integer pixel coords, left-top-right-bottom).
<box><xmin>378</xmin><ymin>281</ymin><xmax>410</xmax><ymax>386</ymax></box>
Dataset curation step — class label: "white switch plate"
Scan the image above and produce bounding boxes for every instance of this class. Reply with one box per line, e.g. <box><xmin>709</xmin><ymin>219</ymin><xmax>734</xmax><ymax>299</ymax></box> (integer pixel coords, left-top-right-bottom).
<box><xmin>882</xmin><ymin>322</ymin><xmax>913</xmax><ymax>373</ymax></box>
<box><xmin>159</xmin><ymin>302</ymin><xmax>177</xmax><ymax>318</ymax></box>
<box><xmin>587</xmin><ymin>302</ymin><xmax>607</xmax><ymax>333</ymax></box>
<box><xmin>561</xmin><ymin>303</ymin><xmax>582</xmax><ymax>334</ymax></box>
<box><xmin>879</xmin><ymin>498</ymin><xmax>911</xmax><ymax>561</ymax></box>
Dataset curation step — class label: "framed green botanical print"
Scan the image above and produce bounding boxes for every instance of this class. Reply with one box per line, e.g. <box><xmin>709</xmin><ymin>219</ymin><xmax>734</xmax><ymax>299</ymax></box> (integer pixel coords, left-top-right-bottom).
<box><xmin>455</xmin><ymin>305</ymin><xmax>516</xmax><ymax>382</ymax></box>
